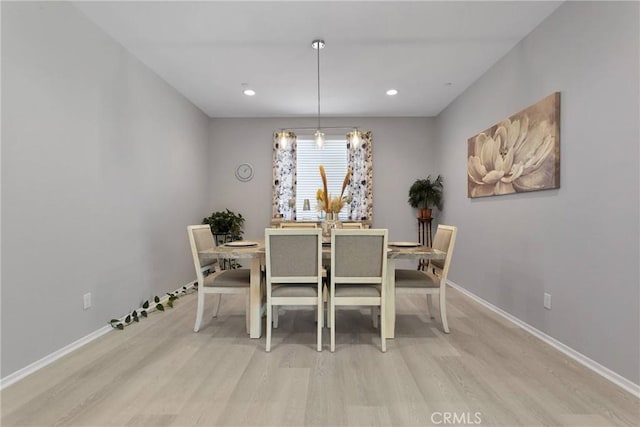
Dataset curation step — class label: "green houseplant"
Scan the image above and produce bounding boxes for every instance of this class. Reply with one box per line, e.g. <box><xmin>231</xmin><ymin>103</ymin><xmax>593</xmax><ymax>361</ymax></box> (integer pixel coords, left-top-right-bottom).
<box><xmin>202</xmin><ymin>209</ymin><xmax>245</xmax><ymax>243</ymax></box>
<box><xmin>202</xmin><ymin>209</ymin><xmax>245</xmax><ymax>269</ymax></box>
<box><xmin>408</xmin><ymin>175</ymin><xmax>443</xmax><ymax>219</ymax></box>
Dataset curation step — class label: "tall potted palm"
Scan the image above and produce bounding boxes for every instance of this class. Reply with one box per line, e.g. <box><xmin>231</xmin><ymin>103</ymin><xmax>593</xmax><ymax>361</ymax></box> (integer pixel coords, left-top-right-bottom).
<box><xmin>408</xmin><ymin>175</ymin><xmax>443</xmax><ymax>219</ymax></box>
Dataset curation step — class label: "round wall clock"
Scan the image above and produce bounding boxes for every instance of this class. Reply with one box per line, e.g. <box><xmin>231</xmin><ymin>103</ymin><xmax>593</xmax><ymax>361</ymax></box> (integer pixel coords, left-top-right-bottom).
<box><xmin>235</xmin><ymin>163</ymin><xmax>254</xmax><ymax>182</ymax></box>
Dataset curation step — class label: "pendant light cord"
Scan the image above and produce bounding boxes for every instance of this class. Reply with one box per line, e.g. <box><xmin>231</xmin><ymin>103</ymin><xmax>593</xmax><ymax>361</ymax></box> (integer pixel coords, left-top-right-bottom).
<box><xmin>317</xmin><ymin>42</ymin><xmax>321</xmax><ymax>130</ymax></box>
<box><xmin>279</xmin><ymin>40</ymin><xmax>359</xmax><ymax>149</ymax></box>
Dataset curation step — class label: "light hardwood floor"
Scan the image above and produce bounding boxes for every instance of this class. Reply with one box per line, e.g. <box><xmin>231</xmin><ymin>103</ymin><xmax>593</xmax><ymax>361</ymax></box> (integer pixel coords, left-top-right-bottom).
<box><xmin>2</xmin><ymin>287</ymin><xmax>638</xmax><ymax>426</ymax></box>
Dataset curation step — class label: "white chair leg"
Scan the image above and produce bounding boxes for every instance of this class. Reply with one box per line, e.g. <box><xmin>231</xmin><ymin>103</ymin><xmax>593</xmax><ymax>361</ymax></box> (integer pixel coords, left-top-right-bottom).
<box><xmin>439</xmin><ymin>290</ymin><xmax>450</xmax><ymax>334</ymax></box>
<box><xmin>266</xmin><ymin>301</ymin><xmax>272</xmax><ymax>352</ymax></box>
<box><xmin>426</xmin><ymin>294</ymin><xmax>435</xmax><ymax>319</ymax></box>
<box><xmin>213</xmin><ymin>294</ymin><xmax>222</xmax><ymax>318</ymax></box>
<box><xmin>324</xmin><ymin>306</ymin><xmax>328</xmax><ymax>328</ymax></box>
<box><xmin>325</xmin><ymin>301</ymin><xmax>330</xmax><ymax>328</ymax></box>
<box><xmin>380</xmin><ymin>308</ymin><xmax>386</xmax><ymax>353</ymax></box>
<box><xmin>330</xmin><ymin>300</ymin><xmax>336</xmax><ymax>352</ymax></box>
<box><xmin>317</xmin><ymin>297</ymin><xmax>323</xmax><ymax>352</ymax></box>
<box><xmin>273</xmin><ymin>306</ymin><xmax>279</xmax><ymax>329</ymax></box>
<box><xmin>371</xmin><ymin>307</ymin><xmax>379</xmax><ymax>329</ymax></box>
<box><xmin>194</xmin><ymin>290</ymin><xmax>205</xmax><ymax>332</ymax></box>
<box><xmin>323</xmin><ymin>286</ymin><xmax>329</xmax><ymax>327</ymax></box>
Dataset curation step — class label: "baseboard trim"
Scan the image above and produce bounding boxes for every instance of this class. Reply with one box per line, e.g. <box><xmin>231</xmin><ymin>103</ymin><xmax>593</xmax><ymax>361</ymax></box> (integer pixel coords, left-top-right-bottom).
<box><xmin>0</xmin><ymin>281</ymin><xmax>197</xmax><ymax>390</ymax></box>
<box><xmin>447</xmin><ymin>280</ymin><xmax>640</xmax><ymax>398</ymax></box>
<box><xmin>0</xmin><ymin>324</ymin><xmax>112</xmax><ymax>390</ymax></box>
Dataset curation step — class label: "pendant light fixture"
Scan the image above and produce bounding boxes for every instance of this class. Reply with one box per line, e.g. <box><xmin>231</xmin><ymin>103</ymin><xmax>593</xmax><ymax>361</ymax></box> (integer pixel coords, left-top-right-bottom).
<box><xmin>349</xmin><ymin>129</ymin><xmax>362</xmax><ymax>148</ymax></box>
<box><xmin>276</xmin><ymin>39</ymin><xmax>361</xmax><ymax>150</ymax></box>
<box><xmin>276</xmin><ymin>130</ymin><xmax>295</xmax><ymax>150</ymax></box>
<box><xmin>312</xmin><ymin>39</ymin><xmax>325</xmax><ymax>149</ymax></box>
<box><xmin>279</xmin><ymin>131</ymin><xmax>288</xmax><ymax>149</ymax></box>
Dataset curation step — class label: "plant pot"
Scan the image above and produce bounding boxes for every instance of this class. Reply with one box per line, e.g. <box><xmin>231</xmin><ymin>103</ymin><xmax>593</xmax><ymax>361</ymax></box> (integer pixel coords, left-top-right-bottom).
<box><xmin>419</xmin><ymin>208</ymin><xmax>432</xmax><ymax>219</ymax></box>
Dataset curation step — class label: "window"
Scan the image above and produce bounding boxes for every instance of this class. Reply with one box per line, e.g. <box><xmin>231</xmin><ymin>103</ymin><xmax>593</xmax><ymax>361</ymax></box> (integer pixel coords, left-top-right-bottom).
<box><xmin>272</xmin><ymin>130</ymin><xmax>373</xmax><ymax>222</ymax></box>
<box><xmin>296</xmin><ymin>137</ymin><xmax>350</xmax><ymax>220</ymax></box>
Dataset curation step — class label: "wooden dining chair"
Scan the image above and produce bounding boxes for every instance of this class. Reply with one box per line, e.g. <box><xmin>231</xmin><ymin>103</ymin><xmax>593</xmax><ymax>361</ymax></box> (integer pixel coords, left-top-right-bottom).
<box><xmin>330</xmin><ymin>229</ymin><xmax>388</xmax><ymax>352</ymax></box>
<box><xmin>341</xmin><ymin>222</ymin><xmax>364</xmax><ymax>229</ymax></box>
<box><xmin>394</xmin><ymin>224</ymin><xmax>457</xmax><ymax>333</ymax></box>
<box><xmin>272</xmin><ymin>222</ymin><xmax>324</xmax><ymax>327</ymax></box>
<box><xmin>265</xmin><ymin>228</ymin><xmax>324</xmax><ymax>352</ymax></box>
<box><xmin>280</xmin><ymin>222</ymin><xmax>318</xmax><ymax>228</ymax></box>
<box><xmin>187</xmin><ymin>225</ymin><xmax>251</xmax><ymax>333</ymax></box>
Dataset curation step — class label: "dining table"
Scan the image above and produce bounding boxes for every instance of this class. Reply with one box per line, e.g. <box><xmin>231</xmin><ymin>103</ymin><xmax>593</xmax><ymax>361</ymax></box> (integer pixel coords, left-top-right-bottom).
<box><xmin>199</xmin><ymin>239</ymin><xmax>446</xmax><ymax>339</ymax></box>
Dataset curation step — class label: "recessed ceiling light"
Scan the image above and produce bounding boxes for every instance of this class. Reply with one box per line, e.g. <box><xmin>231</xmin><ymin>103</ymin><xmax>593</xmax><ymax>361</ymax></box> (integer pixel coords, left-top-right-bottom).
<box><xmin>386</xmin><ymin>89</ymin><xmax>398</xmax><ymax>96</ymax></box>
<box><xmin>243</xmin><ymin>89</ymin><xmax>256</xmax><ymax>96</ymax></box>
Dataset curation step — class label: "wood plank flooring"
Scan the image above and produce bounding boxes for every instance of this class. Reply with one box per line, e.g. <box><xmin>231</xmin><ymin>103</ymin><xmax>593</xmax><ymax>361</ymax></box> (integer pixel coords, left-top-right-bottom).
<box><xmin>1</xmin><ymin>287</ymin><xmax>638</xmax><ymax>426</ymax></box>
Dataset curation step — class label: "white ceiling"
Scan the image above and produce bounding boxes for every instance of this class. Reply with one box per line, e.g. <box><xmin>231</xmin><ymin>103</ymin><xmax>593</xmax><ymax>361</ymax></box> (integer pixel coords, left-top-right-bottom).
<box><xmin>74</xmin><ymin>1</ymin><xmax>562</xmax><ymax>118</ymax></box>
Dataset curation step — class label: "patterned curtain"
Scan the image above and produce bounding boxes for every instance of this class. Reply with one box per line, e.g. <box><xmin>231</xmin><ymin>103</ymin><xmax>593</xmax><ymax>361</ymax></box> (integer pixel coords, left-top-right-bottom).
<box><xmin>272</xmin><ymin>132</ymin><xmax>297</xmax><ymax>219</ymax></box>
<box><xmin>347</xmin><ymin>131</ymin><xmax>373</xmax><ymax>221</ymax></box>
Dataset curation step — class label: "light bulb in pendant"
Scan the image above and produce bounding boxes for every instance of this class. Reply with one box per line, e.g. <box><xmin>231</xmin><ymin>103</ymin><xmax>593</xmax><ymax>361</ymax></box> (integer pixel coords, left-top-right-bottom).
<box><xmin>315</xmin><ymin>130</ymin><xmax>325</xmax><ymax>149</ymax></box>
<box><xmin>351</xmin><ymin>130</ymin><xmax>361</xmax><ymax>148</ymax></box>
<box><xmin>279</xmin><ymin>131</ymin><xmax>288</xmax><ymax>149</ymax></box>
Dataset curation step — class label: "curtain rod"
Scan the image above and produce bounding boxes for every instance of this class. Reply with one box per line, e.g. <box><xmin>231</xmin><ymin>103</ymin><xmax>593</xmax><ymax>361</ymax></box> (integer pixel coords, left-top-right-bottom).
<box><xmin>278</xmin><ymin>127</ymin><xmax>361</xmax><ymax>132</ymax></box>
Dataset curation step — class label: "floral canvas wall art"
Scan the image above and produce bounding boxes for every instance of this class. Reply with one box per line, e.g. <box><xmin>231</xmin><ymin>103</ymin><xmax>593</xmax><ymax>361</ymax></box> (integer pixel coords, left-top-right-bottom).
<box><xmin>467</xmin><ymin>92</ymin><xmax>560</xmax><ymax>198</ymax></box>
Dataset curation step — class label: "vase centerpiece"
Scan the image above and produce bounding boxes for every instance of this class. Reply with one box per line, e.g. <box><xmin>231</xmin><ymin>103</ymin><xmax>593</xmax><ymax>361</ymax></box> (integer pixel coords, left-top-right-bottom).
<box><xmin>317</xmin><ymin>165</ymin><xmax>351</xmax><ymax>238</ymax></box>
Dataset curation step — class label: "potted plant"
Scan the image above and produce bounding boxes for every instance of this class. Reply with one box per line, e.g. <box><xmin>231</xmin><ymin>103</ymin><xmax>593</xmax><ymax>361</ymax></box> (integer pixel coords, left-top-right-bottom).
<box><xmin>408</xmin><ymin>175</ymin><xmax>443</xmax><ymax>219</ymax></box>
<box><xmin>202</xmin><ymin>209</ymin><xmax>245</xmax><ymax>244</ymax></box>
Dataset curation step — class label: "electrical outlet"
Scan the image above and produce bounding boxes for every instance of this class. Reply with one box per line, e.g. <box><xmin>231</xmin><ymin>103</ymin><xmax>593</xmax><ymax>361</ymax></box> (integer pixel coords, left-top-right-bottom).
<box><xmin>544</xmin><ymin>292</ymin><xmax>552</xmax><ymax>310</ymax></box>
<box><xmin>83</xmin><ymin>293</ymin><xmax>92</xmax><ymax>310</ymax></box>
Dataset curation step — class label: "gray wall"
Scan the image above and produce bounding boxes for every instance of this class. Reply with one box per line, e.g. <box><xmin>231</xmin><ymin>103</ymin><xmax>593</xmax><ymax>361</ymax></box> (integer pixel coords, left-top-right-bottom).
<box><xmin>1</xmin><ymin>2</ymin><xmax>210</xmax><ymax>377</ymax></box>
<box><xmin>434</xmin><ymin>1</ymin><xmax>639</xmax><ymax>384</ymax></box>
<box><xmin>208</xmin><ymin>117</ymin><xmax>436</xmax><ymax>248</ymax></box>
<box><xmin>3</xmin><ymin>0</ymin><xmax>637</xmax><ymax>388</ymax></box>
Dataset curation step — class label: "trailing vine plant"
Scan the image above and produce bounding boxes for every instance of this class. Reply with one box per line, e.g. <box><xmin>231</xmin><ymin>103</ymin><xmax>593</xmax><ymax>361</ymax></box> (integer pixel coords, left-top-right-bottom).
<box><xmin>109</xmin><ymin>284</ymin><xmax>197</xmax><ymax>330</ymax></box>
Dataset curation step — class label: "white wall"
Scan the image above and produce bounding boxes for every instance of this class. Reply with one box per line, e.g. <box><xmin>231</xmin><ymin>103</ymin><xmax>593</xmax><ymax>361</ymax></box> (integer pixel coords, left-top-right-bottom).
<box><xmin>208</xmin><ymin>117</ymin><xmax>436</xmax><ymax>248</ymax></box>
<box><xmin>1</xmin><ymin>2</ymin><xmax>210</xmax><ymax>377</ymax></box>
<box><xmin>434</xmin><ymin>1</ymin><xmax>639</xmax><ymax>384</ymax></box>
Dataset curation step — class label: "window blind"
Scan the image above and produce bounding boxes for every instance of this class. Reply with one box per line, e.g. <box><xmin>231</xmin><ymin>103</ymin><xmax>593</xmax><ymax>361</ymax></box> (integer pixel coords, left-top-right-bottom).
<box><xmin>296</xmin><ymin>138</ymin><xmax>349</xmax><ymax>221</ymax></box>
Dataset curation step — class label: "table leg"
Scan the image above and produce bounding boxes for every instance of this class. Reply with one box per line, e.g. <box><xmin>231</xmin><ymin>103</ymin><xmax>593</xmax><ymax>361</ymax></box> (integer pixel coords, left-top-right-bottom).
<box><xmin>385</xmin><ymin>258</ymin><xmax>396</xmax><ymax>339</ymax></box>
<box><xmin>249</xmin><ymin>257</ymin><xmax>262</xmax><ymax>338</ymax></box>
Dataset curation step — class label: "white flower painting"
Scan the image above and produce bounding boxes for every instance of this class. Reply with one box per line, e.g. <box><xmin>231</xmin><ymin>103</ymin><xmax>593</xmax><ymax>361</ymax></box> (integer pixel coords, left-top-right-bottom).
<box><xmin>467</xmin><ymin>93</ymin><xmax>560</xmax><ymax>198</ymax></box>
